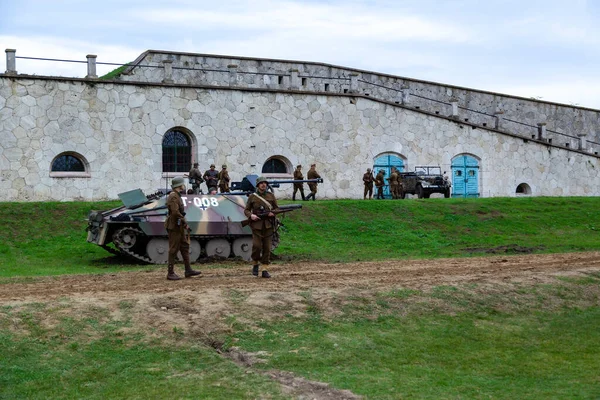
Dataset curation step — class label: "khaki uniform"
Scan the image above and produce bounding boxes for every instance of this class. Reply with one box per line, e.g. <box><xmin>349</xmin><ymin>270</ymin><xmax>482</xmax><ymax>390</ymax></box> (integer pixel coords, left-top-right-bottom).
<box><xmin>306</xmin><ymin>167</ymin><xmax>321</xmax><ymax>201</ymax></box>
<box><xmin>244</xmin><ymin>190</ymin><xmax>279</xmax><ymax>265</ymax></box>
<box><xmin>388</xmin><ymin>170</ymin><xmax>400</xmax><ymax>199</ymax></box>
<box><xmin>363</xmin><ymin>171</ymin><xmax>374</xmax><ymax>199</ymax></box>
<box><xmin>164</xmin><ymin>190</ymin><xmax>190</xmax><ymax>267</ymax></box>
<box><xmin>293</xmin><ymin>168</ymin><xmax>305</xmax><ymax>201</ymax></box>
<box><xmin>188</xmin><ymin>167</ymin><xmax>203</xmax><ymax>194</ymax></box>
<box><xmin>218</xmin><ymin>169</ymin><xmax>230</xmax><ymax>193</ymax></box>
<box><xmin>375</xmin><ymin>171</ymin><xmax>385</xmax><ymax>199</ymax></box>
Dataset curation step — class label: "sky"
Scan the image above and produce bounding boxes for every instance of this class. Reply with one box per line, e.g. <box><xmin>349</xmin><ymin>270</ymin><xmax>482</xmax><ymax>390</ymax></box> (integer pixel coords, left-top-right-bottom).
<box><xmin>1</xmin><ymin>0</ymin><xmax>599</xmax><ymax>108</ymax></box>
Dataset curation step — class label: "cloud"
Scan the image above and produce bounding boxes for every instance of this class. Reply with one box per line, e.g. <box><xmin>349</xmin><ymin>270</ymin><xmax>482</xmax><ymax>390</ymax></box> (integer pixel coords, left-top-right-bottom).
<box><xmin>134</xmin><ymin>0</ymin><xmax>472</xmax><ymax>43</ymax></box>
<box><xmin>0</xmin><ymin>35</ymin><xmax>141</xmax><ymax>77</ymax></box>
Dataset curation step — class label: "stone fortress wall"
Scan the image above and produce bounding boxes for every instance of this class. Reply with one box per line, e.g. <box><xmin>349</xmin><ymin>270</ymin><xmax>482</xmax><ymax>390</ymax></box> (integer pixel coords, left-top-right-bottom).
<box><xmin>0</xmin><ymin>49</ymin><xmax>599</xmax><ymax>201</ymax></box>
<box><xmin>122</xmin><ymin>50</ymin><xmax>600</xmax><ymax>151</ymax></box>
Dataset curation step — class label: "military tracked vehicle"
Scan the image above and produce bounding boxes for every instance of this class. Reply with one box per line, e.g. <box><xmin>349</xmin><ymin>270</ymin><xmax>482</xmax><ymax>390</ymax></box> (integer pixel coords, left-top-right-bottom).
<box><xmin>399</xmin><ymin>166</ymin><xmax>451</xmax><ymax>199</ymax></box>
<box><xmin>87</xmin><ymin>175</ymin><xmax>322</xmax><ymax>263</ymax></box>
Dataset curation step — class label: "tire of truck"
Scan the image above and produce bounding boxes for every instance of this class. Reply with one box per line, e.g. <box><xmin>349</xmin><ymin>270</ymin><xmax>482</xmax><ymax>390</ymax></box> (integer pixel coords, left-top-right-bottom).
<box><xmin>423</xmin><ymin>192</ymin><xmax>430</xmax><ymax>199</ymax></box>
<box><xmin>444</xmin><ymin>188</ymin><xmax>451</xmax><ymax>198</ymax></box>
<box><xmin>416</xmin><ymin>185</ymin><xmax>424</xmax><ymax>199</ymax></box>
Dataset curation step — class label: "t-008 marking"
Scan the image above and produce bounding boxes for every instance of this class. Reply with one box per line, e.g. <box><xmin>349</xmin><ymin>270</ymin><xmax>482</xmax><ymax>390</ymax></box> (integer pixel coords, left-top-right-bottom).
<box><xmin>181</xmin><ymin>197</ymin><xmax>220</xmax><ymax>210</ymax></box>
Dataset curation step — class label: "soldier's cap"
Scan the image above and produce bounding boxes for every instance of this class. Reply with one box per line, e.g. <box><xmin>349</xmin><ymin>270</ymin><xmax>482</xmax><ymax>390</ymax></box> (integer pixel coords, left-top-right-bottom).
<box><xmin>193</xmin><ymin>162</ymin><xmax>198</xmax><ymax>167</ymax></box>
<box><xmin>171</xmin><ymin>177</ymin><xmax>185</xmax><ymax>189</ymax></box>
<box><xmin>208</xmin><ymin>186</ymin><xmax>218</xmax><ymax>193</ymax></box>
<box><xmin>222</xmin><ymin>164</ymin><xmax>227</xmax><ymax>168</ymax></box>
<box><xmin>296</xmin><ymin>164</ymin><xmax>302</xmax><ymax>168</ymax></box>
<box><xmin>310</xmin><ymin>163</ymin><xmax>316</xmax><ymax>167</ymax></box>
<box><xmin>380</xmin><ymin>169</ymin><xmax>385</xmax><ymax>173</ymax></box>
<box><xmin>210</xmin><ymin>164</ymin><xmax>215</xmax><ymax>168</ymax></box>
<box><xmin>256</xmin><ymin>176</ymin><xmax>269</xmax><ymax>185</ymax></box>
<box><xmin>367</xmin><ymin>168</ymin><xmax>371</xmax><ymax>171</ymax></box>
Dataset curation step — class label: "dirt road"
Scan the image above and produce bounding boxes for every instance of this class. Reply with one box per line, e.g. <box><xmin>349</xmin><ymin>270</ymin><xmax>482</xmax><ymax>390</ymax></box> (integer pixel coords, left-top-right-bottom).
<box><xmin>2</xmin><ymin>252</ymin><xmax>599</xmax><ymax>302</ymax></box>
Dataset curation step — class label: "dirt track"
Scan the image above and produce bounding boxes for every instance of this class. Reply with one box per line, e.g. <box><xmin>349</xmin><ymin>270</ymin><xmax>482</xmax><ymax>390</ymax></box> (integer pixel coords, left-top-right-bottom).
<box><xmin>2</xmin><ymin>252</ymin><xmax>600</xmax><ymax>302</ymax></box>
<box><xmin>2</xmin><ymin>252</ymin><xmax>599</xmax><ymax>400</ymax></box>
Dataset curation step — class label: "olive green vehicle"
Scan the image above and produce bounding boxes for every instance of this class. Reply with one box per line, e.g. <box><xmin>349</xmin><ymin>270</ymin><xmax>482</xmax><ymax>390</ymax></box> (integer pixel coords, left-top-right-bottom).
<box><xmin>87</xmin><ymin>175</ymin><xmax>321</xmax><ymax>263</ymax></box>
<box><xmin>399</xmin><ymin>166</ymin><xmax>451</xmax><ymax>199</ymax></box>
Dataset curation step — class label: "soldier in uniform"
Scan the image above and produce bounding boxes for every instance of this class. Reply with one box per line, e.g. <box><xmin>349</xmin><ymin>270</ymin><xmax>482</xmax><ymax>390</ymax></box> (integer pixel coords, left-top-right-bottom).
<box><xmin>375</xmin><ymin>169</ymin><xmax>385</xmax><ymax>199</ymax></box>
<box><xmin>363</xmin><ymin>168</ymin><xmax>374</xmax><ymax>199</ymax></box>
<box><xmin>305</xmin><ymin>163</ymin><xmax>321</xmax><ymax>201</ymax></box>
<box><xmin>188</xmin><ymin>163</ymin><xmax>204</xmax><ymax>194</ymax></box>
<box><xmin>164</xmin><ymin>177</ymin><xmax>202</xmax><ymax>281</ymax></box>
<box><xmin>292</xmin><ymin>164</ymin><xmax>306</xmax><ymax>201</ymax></box>
<box><xmin>244</xmin><ymin>176</ymin><xmax>279</xmax><ymax>278</ymax></box>
<box><xmin>388</xmin><ymin>167</ymin><xmax>400</xmax><ymax>199</ymax></box>
<box><xmin>203</xmin><ymin>164</ymin><xmax>219</xmax><ymax>192</ymax></box>
<box><xmin>218</xmin><ymin>164</ymin><xmax>230</xmax><ymax>193</ymax></box>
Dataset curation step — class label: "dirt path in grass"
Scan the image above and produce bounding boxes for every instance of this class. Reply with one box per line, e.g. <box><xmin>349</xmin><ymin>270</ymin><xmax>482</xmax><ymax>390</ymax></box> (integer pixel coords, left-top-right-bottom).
<box><xmin>2</xmin><ymin>251</ymin><xmax>599</xmax><ymax>303</ymax></box>
<box><xmin>2</xmin><ymin>251</ymin><xmax>599</xmax><ymax>400</ymax></box>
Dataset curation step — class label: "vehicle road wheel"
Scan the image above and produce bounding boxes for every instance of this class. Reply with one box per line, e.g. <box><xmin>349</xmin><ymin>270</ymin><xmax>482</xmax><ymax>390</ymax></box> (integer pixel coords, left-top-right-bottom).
<box><xmin>424</xmin><ymin>192</ymin><xmax>430</xmax><ymax>198</ymax></box>
<box><xmin>416</xmin><ymin>185</ymin><xmax>424</xmax><ymax>199</ymax></box>
<box><xmin>205</xmin><ymin>239</ymin><xmax>231</xmax><ymax>258</ymax></box>
<box><xmin>177</xmin><ymin>239</ymin><xmax>201</xmax><ymax>263</ymax></box>
<box><xmin>146</xmin><ymin>238</ymin><xmax>170</xmax><ymax>264</ymax></box>
<box><xmin>232</xmin><ymin>237</ymin><xmax>253</xmax><ymax>261</ymax></box>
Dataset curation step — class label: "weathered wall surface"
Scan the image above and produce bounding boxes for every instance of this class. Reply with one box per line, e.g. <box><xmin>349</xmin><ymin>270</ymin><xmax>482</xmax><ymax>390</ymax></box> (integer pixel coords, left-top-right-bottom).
<box><xmin>1</xmin><ymin>76</ymin><xmax>599</xmax><ymax>201</ymax></box>
<box><xmin>121</xmin><ymin>51</ymin><xmax>600</xmax><ymax>148</ymax></box>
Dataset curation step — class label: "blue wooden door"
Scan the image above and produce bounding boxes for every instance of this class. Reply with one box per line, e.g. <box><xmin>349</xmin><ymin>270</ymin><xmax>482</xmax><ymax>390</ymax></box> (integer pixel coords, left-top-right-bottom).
<box><xmin>451</xmin><ymin>155</ymin><xmax>479</xmax><ymax>198</ymax></box>
<box><xmin>373</xmin><ymin>154</ymin><xmax>405</xmax><ymax>199</ymax></box>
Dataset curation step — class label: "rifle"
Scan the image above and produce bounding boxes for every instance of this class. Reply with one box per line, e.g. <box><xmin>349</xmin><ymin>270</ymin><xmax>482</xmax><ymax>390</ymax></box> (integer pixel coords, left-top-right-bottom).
<box><xmin>241</xmin><ymin>204</ymin><xmax>302</xmax><ymax>227</ymax></box>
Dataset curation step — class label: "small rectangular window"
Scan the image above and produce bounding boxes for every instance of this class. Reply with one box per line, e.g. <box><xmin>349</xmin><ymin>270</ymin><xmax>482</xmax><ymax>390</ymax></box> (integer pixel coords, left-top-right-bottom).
<box><xmin>278</xmin><ymin>76</ymin><xmax>283</xmax><ymax>85</ymax></box>
<box><xmin>324</xmin><ymin>83</ymin><xmax>330</xmax><ymax>92</ymax></box>
<box><xmin>302</xmin><ymin>78</ymin><xmax>307</xmax><ymax>86</ymax></box>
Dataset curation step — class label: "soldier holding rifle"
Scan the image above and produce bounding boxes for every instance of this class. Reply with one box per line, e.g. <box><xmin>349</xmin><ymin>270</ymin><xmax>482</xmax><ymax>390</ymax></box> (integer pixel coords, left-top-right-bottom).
<box><xmin>164</xmin><ymin>177</ymin><xmax>202</xmax><ymax>281</ymax></box>
<box><xmin>244</xmin><ymin>176</ymin><xmax>279</xmax><ymax>278</ymax></box>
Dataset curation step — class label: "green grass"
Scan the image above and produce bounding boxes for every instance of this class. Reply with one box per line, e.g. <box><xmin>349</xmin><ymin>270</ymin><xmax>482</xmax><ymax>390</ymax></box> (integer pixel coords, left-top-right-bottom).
<box><xmin>230</xmin><ymin>284</ymin><xmax>600</xmax><ymax>399</ymax></box>
<box><xmin>279</xmin><ymin>197</ymin><xmax>600</xmax><ymax>261</ymax></box>
<box><xmin>1</xmin><ymin>197</ymin><xmax>599</xmax><ymax>277</ymax></box>
<box><xmin>99</xmin><ymin>63</ymin><xmax>129</xmax><ymax>80</ymax></box>
<box><xmin>0</xmin><ymin>303</ymin><xmax>284</xmax><ymax>400</ymax></box>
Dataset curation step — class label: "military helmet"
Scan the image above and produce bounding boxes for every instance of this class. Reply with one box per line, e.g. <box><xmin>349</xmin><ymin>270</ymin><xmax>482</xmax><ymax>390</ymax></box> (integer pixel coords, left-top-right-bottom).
<box><xmin>222</xmin><ymin>164</ymin><xmax>227</xmax><ymax>168</ymax></box>
<box><xmin>210</xmin><ymin>163</ymin><xmax>215</xmax><ymax>168</ymax></box>
<box><xmin>367</xmin><ymin>168</ymin><xmax>371</xmax><ymax>172</ymax></box>
<box><xmin>296</xmin><ymin>164</ymin><xmax>302</xmax><ymax>168</ymax></box>
<box><xmin>256</xmin><ymin>176</ymin><xmax>268</xmax><ymax>185</ymax></box>
<box><xmin>171</xmin><ymin>177</ymin><xmax>185</xmax><ymax>189</ymax></box>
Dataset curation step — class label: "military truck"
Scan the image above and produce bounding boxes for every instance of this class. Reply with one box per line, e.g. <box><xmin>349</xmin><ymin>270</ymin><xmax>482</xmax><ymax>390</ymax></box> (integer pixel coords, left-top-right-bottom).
<box><xmin>399</xmin><ymin>166</ymin><xmax>451</xmax><ymax>199</ymax></box>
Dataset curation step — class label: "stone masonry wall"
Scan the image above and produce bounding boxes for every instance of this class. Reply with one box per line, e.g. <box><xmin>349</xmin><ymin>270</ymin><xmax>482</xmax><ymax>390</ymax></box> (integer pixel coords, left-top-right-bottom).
<box><xmin>1</xmin><ymin>76</ymin><xmax>599</xmax><ymax>201</ymax></box>
<box><xmin>120</xmin><ymin>51</ymin><xmax>600</xmax><ymax>151</ymax></box>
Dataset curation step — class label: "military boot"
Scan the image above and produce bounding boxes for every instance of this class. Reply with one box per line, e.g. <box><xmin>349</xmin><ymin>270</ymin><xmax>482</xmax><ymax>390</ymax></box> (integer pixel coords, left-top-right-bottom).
<box><xmin>292</xmin><ymin>194</ymin><xmax>296</xmax><ymax>201</ymax></box>
<box><xmin>252</xmin><ymin>264</ymin><xmax>259</xmax><ymax>276</ymax></box>
<box><xmin>261</xmin><ymin>270</ymin><xmax>271</xmax><ymax>278</ymax></box>
<box><xmin>167</xmin><ymin>265</ymin><xmax>182</xmax><ymax>281</ymax></box>
<box><xmin>184</xmin><ymin>266</ymin><xmax>201</xmax><ymax>278</ymax></box>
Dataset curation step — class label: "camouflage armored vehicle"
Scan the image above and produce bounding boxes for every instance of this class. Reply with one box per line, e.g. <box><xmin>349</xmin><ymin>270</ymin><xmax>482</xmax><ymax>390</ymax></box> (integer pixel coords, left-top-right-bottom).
<box><xmin>399</xmin><ymin>166</ymin><xmax>451</xmax><ymax>199</ymax></box>
<box><xmin>87</xmin><ymin>175</ymin><xmax>320</xmax><ymax>263</ymax></box>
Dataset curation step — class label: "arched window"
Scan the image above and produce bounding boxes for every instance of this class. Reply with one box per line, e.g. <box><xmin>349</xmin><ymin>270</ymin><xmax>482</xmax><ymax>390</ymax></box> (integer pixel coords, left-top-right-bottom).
<box><xmin>50</xmin><ymin>152</ymin><xmax>90</xmax><ymax>178</ymax></box>
<box><xmin>262</xmin><ymin>156</ymin><xmax>291</xmax><ymax>174</ymax></box>
<box><xmin>162</xmin><ymin>129</ymin><xmax>191</xmax><ymax>173</ymax></box>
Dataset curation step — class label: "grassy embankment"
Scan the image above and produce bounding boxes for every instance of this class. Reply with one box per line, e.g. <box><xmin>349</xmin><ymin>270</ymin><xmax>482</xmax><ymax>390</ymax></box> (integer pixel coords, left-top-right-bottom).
<box><xmin>1</xmin><ymin>197</ymin><xmax>599</xmax><ymax>398</ymax></box>
<box><xmin>0</xmin><ymin>196</ymin><xmax>598</xmax><ymax>277</ymax></box>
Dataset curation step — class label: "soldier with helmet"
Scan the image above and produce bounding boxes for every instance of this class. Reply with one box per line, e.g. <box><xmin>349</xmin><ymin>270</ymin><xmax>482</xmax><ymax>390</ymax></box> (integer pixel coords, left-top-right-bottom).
<box><xmin>363</xmin><ymin>168</ymin><xmax>374</xmax><ymax>199</ymax></box>
<box><xmin>305</xmin><ymin>163</ymin><xmax>321</xmax><ymax>201</ymax></box>
<box><xmin>244</xmin><ymin>176</ymin><xmax>279</xmax><ymax>278</ymax></box>
<box><xmin>388</xmin><ymin>167</ymin><xmax>400</xmax><ymax>199</ymax></box>
<box><xmin>218</xmin><ymin>164</ymin><xmax>230</xmax><ymax>193</ymax></box>
<box><xmin>164</xmin><ymin>177</ymin><xmax>202</xmax><ymax>280</ymax></box>
<box><xmin>375</xmin><ymin>169</ymin><xmax>385</xmax><ymax>199</ymax></box>
<box><xmin>188</xmin><ymin>163</ymin><xmax>204</xmax><ymax>194</ymax></box>
<box><xmin>292</xmin><ymin>164</ymin><xmax>306</xmax><ymax>201</ymax></box>
<box><xmin>203</xmin><ymin>164</ymin><xmax>219</xmax><ymax>192</ymax></box>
